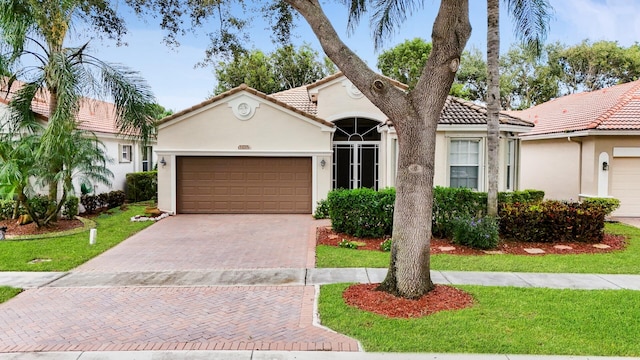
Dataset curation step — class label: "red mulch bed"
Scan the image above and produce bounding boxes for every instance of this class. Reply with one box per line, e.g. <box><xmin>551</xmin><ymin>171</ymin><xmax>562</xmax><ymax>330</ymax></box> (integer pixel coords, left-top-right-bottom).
<box><xmin>344</xmin><ymin>283</ymin><xmax>475</xmax><ymax>318</ymax></box>
<box><xmin>319</xmin><ymin>226</ymin><xmax>628</xmax><ymax>319</ymax></box>
<box><xmin>316</xmin><ymin>226</ymin><xmax>627</xmax><ymax>255</ymax></box>
<box><xmin>0</xmin><ymin>218</ymin><xmax>84</xmax><ymax>237</ymax></box>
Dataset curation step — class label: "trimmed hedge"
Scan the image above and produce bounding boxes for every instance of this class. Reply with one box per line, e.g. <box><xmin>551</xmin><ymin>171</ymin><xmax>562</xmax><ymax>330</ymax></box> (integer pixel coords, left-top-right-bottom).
<box><xmin>327</xmin><ymin>188</ymin><xmax>395</xmax><ymax>238</ymax></box>
<box><xmin>582</xmin><ymin>197</ymin><xmax>621</xmax><ymax>216</ymax></box>
<box><xmin>499</xmin><ymin>200</ymin><xmax>606</xmax><ymax>243</ymax></box>
<box><xmin>81</xmin><ymin>190</ymin><xmax>126</xmax><ymax>214</ymax></box>
<box><xmin>126</xmin><ymin>171</ymin><xmax>157</xmax><ymax>203</ymax></box>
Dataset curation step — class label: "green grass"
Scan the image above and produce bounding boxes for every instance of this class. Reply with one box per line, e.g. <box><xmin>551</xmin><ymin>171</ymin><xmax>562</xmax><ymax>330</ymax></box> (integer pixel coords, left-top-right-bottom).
<box><xmin>0</xmin><ymin>287</ymin><xmax>21</xmax><ymax>303</ymax></box>
<box><xmin>319</xmin><ymin>283</ymin><xmax>640</xmax><ymax>355</ymax></box>
<box><xmin>0</xmin><ymin>205</ymin><xmax>154</xmax><ymax>271</ymax></box>
<box><xmin>317</xmin><ymin>222</ymin><xmax>640</xmax><ymax>273</ymax></box>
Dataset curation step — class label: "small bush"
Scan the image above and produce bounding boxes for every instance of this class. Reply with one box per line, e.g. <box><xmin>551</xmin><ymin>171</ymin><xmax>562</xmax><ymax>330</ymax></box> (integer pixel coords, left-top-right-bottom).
<box><xmin>126</xmin><ymin>171</ymin><xmax>158</xmax><ymax>203</ymax></box>
<box><xmin>0</xmin><ymin>200</ymin><xmax>17</xmax><ymax>220</ymax></box>
<box><xmin>27</xmin><ymin>195</ymin><xmax>54</xmax><ymax>219</ymax></box>
<box><xmin>451</xmin><ymin>215</ymin><xmax>499</xmax><ymax>250</ymax></box>
<box><xmin>327</xmin><ymin>188</ymin><xmax>395</xmax><ymax>238</ymax></box>
<box><xmin>498</xmin><ymin>189</ymin><xmax>545</xmax><ymax>204</ymax></box>
<box><xmin>81</xmin><ymin>194</ymin><xmax>100</xmax><ymax>214</ymax></box>
<box><xmin>338</xmin><ymin>239</ymin><xmax>358</xmax><ymax>249</ymax></box>
<box><xmin>107</xmin><ymin>190</ymin><xmax>126</xmax><ymax>209</ymax></box>
<box><xmin>432</xmin><ymin>186</ymin><xmax>487</xmax><ymax>238</ymax></box>
<box><xmin>582</xmin><ymin>197</ymin><xmax>620</xmax><ymax>216</ymax></box>
<box><xmin>62</xmin><ymin>196</ymin><xmax>79</xmax><ymax>220</ymax></box>
<box><xmin>313</xmin><ymin>199</ymin><xmax>330</xmax><ymax>219</ymax></box>
<box><xmin>380</xmin><ymin>238</ymin><xmax>392</xmax><ymax>252</ymax></box>
<box><xmin>499</xmin><ymin>200</ymin><xmax>606</xmax><ymax>243</ymax></box>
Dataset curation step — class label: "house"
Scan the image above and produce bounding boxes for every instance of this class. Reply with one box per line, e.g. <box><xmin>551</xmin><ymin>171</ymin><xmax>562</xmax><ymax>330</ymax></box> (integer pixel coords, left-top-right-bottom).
<box><xmin>0</xmin><ymin>87</ymin><xmax>157</xmax><ymax>195</ymax></box>
<box><xmin>156</xmin><ymin>73</ymin><xmax>533</xmax><ymax>214</ymax></box>
<box><xmin>512</xmin><ymin>80</ymin><xmax>640</xmax><ymax>216</ymax></box>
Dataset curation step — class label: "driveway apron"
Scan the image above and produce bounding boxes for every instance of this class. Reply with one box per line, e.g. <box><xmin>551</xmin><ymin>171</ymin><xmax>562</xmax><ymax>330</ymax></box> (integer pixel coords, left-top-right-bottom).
<box><xmin>0</xmin><ymin>215</ymin><xmax>359</xmax><ymax>353</ymax></box>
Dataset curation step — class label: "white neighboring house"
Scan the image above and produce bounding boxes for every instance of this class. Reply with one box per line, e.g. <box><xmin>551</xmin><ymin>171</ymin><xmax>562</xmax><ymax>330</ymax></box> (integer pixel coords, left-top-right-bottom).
<box><xmin>0</xmin><ymin>89</ymin><xmax>157</xmax><ymax>196</ymax></box>
<box><xmin>155</xmin><ymin>73</ymin><xmax>533</xmax><ymax>215</ymax></box>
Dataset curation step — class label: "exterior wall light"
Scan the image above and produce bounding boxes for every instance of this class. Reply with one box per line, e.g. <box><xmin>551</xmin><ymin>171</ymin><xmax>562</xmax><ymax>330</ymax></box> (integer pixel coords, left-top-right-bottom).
<box><xmin>160</xmin><ymin>157</ymin><xmax>167</xmax><ymax>167</ymax></box>
<box><xmin>602</xmin><ymin>161</ymin><xmax>609</xmax><ymax>171</ymax></box>
<box><xmin>320</xmin><ymin>159</ymin><xmax>326</xmax><ymax>169</ymax></box>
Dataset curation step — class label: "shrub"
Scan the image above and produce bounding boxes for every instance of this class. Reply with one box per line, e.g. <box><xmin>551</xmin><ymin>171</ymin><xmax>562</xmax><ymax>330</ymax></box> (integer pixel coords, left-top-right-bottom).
<box><xmin>582</xmin><ymin>197</ymin><xmax>620</xmax><ymax>216</ymax></box>
<box><xmin>62</xmin><ymin>196</ymin><xmax>79</xmax><ymax>220</ymax></box>
<box><xmin>327</xmin><ymin>187</ymin><xmax>395</xmax><ymax>238</ymax></box>
<box><xmin>451</xmin><ymin>215</ymin><xmax>499</xmax><ymax>250</ymax></box>
<box><xmin>27</xmin><ymin>195</ymin><xmax>54</xmax><ymax>219</ymax></box>
<box><xmin>107</xmin><ymin>190</ymin><xmax>126</xmax><ymax>209</ymax></box>
<box><xmin>81</xmin><ymin>194</ymin><xmax>100</xmax><ymax>214</ymax></box>
<box><xmin>380</xmin><ymin>238</ymin><xmax>392</xmax><ymax>252</ymax></box>
<box><xmin>0</xmin><ymin>200</ymin><xmax>17</xmax><ymax>220</ymax></box>
<box><xmin>313</xmin><ymin>199</ymin><xmax>330</xmax><ymax>219</ymax></box>
<box><xmin>498</xmin><ymin>189</ymin><xmax>545</xmax><ymax>204</ymax></box>
<box><xmin>338</xmin><ymin>239</ymin><xmax>358</xmax><ymax>249</ymax></box>
<box><xmin>499</xmin><ymin>200</ymin><xmax>606</xmax><ymax>243</ymax></box>
<box><xmin>432</xmin><ymin>187</ymin><xmax>487</xmax><ymax>238</ymax></box>
<box><xmin>126</xmin><ymin>171</ymin><xmax>158</xmax><ymax>203</ymax></box>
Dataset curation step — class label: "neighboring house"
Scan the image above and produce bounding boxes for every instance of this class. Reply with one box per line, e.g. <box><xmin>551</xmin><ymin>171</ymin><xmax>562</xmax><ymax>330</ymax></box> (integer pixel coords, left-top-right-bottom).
<box><xmin>156</xmin><ymin>73</ymin><xmax>533</xmax><ymax>214</ymax></box>
<box><xmin>511</xmin><ymin>80</ymin><xmax>640</xmax><ymax>216</ymax></box>
<box><xmin>0</xmin><ymin>87</ymin><xmax>157</xmax><ymax>195</ymax></box>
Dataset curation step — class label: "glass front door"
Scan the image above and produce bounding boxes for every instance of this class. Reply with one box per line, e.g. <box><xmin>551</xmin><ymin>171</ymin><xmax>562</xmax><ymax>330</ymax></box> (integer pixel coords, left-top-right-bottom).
<box><xmin>332</xmin><ymin>118</ymin><xmax>381</xmax><ymax>190</ymax></box>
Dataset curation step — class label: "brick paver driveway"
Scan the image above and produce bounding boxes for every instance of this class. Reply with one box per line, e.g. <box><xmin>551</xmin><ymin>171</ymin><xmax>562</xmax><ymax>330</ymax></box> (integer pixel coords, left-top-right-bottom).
<box><xmin>0</xmin><ymin>215</ymin><xmax>358</xmax><ymax>353</ymax></box>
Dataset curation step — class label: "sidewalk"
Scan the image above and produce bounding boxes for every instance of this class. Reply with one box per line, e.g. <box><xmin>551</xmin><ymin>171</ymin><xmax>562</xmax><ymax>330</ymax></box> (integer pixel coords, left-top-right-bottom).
<box><xmin>2</xmin><ymin>269</ymin><xmax>640</xmax><ymax>290</ymax></box>
<box><xmin>0</xmin><ymin>350</ymin><xmax>637</xmax><ymax>359</ymax></box>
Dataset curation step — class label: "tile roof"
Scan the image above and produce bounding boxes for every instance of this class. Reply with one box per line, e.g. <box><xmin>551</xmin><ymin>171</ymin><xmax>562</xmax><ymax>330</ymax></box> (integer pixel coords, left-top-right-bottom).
<box><xmin>1</xmin><ymin>81</ymin><xmax>125</xmax><ymax>135</ymax></box>
<box><xmin>508</xmin><ymin>80</ymin><xmax>640</xmax><ymax>136</ymax></box>
<box><xmin>271</xmin><ymin>75</ymin><xmax>532</xmax><ymax>128</ymax></box>
<box><xmin>441</xmin><ymin>97</ymin><xmax>533</xmax><ymax>127</ymax></box>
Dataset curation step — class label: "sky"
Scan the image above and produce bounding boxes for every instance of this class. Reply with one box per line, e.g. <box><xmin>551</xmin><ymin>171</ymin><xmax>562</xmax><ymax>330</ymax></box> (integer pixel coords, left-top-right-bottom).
<box><xmin>82</xmin><ymin>0</ymin><xmax>640</xmax><ymax>112</ymax></box>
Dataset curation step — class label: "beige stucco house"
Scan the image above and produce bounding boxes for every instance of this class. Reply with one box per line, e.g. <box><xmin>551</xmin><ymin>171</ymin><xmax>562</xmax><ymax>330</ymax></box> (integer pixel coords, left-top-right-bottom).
<box><xmin>513</xmin><ymin>80</ymin><xmax>640</xmax><ymax>216</ymax></box>
<box><xmin>156</xmin><ymin>73</ymin><xmax>533</xmax><ymax>214</ymax></box>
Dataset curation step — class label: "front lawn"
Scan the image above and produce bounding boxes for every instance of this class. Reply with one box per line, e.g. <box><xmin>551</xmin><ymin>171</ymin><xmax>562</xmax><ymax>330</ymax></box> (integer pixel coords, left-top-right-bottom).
<box><xmin>319</xmin><ymin>283</ymin><xmax>640</xmax><ymax>355</ymax></box>
<box><xmin>0</xmin><ymin>205</ymin><xmax>155</xmax><ymax>271</ymax></box>
<box><xmin>316</xmin><ymin>222</ymin><xmax>640</xmax><ymax>274</ymax></box>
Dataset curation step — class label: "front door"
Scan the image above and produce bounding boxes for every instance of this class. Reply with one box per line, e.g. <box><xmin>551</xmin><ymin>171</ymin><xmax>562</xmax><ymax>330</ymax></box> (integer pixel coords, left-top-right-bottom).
<box><xmin>332</xmin><ymin>118</ymin><xmax>381</xmax><ymax>190</ymax></box>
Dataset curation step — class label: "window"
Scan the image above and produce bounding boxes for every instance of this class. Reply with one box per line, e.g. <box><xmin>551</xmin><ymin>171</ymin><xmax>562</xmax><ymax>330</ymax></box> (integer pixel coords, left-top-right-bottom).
<box><xmin>449</xmin><ymin>139</ymin><xmax>480</xmax><ymax>190</ymax></box>
<box><xmin>120</xmin><ymin>144</ymin><xmax>132</xmax><ymax>163</ymax></box>
<box><xmin>142</xmin><ymin>146</ymin><xmax>153</xmax><ymax>171</ymax></box>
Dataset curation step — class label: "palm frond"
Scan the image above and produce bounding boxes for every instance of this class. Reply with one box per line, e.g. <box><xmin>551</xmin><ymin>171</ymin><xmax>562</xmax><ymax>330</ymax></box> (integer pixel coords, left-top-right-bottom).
<box><xmin>505</xmin><ymin>0</ymin><xmax>553</xmax><ymax>54</ymax></box>
<box><xmin>370</xmin><ymin>0</ymin><xmax>424</xmax><ymax>50</ymax></box>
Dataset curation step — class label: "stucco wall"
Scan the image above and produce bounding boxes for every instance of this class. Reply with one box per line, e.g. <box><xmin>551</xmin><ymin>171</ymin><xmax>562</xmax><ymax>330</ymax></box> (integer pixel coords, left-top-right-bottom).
<box><xmin>520</xmin><ymin>138</ymin><xmax>582</xmax><ymax>200</ymax></box>
<box><xmin>314</xmin><ymin>81</ymin><xmax>387</xmax><ymax>122</ymax></box>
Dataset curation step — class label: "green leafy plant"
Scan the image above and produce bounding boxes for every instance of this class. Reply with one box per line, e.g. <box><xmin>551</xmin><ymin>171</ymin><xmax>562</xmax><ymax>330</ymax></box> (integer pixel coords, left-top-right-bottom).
<box><xmin>62</xmin><ymin>196</ymin><xmax>79</xmax><ymax>220</ymax></box>
<box><xmin>327</xmin><ymin>188</ymin><xmax>395</xmax><ymax>238</ymax></box>
<box><xmin>313</xmin><ymin>199</ymin><xmax>330</xmax><ymax>219</ymax></box>
<box><xmin>380</xmin><ymin>238</ymin><xmax>392</xmax><ymax>252</ymax></box>
<box><xmin>582</xmin><ymin>197</ymin><xmax>621</xmax><ymax>216</ymax></box>
<box><xmin>126</xmin><ymin>171</ymin><xmax>158</xmax><ymax>203</ymax></box>
<box><xmin>338</xmin><ymin>239</ymin><xmax>359</xmax><ymax>249</ymax></box>
<box><xmin>451</xmin><ymin>215</ymin><xmax>499</xmax><ymax>250</ymax></box>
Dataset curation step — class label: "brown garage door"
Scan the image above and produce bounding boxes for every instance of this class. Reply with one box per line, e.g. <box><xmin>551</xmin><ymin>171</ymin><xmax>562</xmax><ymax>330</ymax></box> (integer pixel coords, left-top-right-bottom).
<box><xmin>177</xmin><ymin>156</ymin><xmax>312</xmax><ymax>214</ymax></box>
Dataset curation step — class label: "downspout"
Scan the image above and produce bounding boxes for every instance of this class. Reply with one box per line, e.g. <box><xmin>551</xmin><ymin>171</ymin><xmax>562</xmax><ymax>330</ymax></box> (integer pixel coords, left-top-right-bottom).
<box><xmin>568</xmin><ymin>136</ymin><xmax>583</xmax><ymax>197</ymax></box>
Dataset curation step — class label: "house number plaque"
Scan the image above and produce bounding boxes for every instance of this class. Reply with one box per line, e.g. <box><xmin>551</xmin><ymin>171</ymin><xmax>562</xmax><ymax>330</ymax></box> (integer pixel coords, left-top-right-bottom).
<box><xmin>238</xmin><ymin>145</ymin><xmax>251</xmax><ymax>150</ymax></box>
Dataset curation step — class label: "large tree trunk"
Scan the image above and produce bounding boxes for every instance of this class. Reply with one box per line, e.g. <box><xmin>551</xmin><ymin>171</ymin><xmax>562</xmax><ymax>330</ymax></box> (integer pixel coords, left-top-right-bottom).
<box><xmin>288</xmin><ymin>0</ymin><xmax>471</xmax><ymax>299</ymax></box>
<box><xmin>486</xmin><ymin>0</ymin><xmax>500</xmax><ymax>217</ymax></box>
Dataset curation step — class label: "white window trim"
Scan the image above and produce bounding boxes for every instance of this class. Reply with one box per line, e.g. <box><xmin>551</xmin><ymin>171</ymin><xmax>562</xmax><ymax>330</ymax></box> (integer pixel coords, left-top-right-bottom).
<box><xmin>447</xmin><ymin>137</ymin><xmax>484</xmax><ymax>191</ymax></box>
<box><xmin>505</xmin><ymin>139</ymin><xmax>516</xmax><ymax>191</ymax></box>
<box><xmin>119</xmin><ymin>144</ymin><xmax>133</xmax><ymax>163</ymax></box>
<box><xmin>142</xmin><ymin>145</ymin><xmax>153</xmax><ymax>171</ymax></box>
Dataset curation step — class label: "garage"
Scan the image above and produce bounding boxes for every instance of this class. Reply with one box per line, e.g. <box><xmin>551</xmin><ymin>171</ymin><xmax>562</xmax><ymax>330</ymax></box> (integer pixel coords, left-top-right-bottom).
<box><xmin>610</xmin><ymin>157</ymin><xmax>640</xmax><ymax>216</ymax></box>
<box><xmin>177</xmin><ymin>156</ymin><xmax>312</xmax><ymax>214</ymax></box>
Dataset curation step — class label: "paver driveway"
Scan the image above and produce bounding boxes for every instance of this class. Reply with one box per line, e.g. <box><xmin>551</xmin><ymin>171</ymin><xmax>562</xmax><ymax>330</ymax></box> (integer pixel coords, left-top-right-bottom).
<box><xmin>76</xmin><ymin>214</ymin><xmax>318</xmax><ymax>272</ymax></box>
<box><xmin>0</xmin><ymin>214</ymin><xmax>359</xmax><ymax>353</ymax></box>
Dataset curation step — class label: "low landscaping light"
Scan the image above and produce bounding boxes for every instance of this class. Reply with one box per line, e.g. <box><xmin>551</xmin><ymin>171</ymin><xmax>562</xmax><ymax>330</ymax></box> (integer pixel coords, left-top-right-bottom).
<box><xmin>89</xmin><ymin>228</ymin><xmax>97</xmax><ymax>245</ymax></box>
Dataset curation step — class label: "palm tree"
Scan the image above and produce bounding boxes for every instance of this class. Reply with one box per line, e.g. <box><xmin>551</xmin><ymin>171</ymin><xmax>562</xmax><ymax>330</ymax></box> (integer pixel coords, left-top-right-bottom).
<box><xmin>0</xmin><ymin>0</ymin><xmax>156</xmax><ymax>225</ymax></box>
<box><xmin>486</xmin><ymin>0</ymin><xmax>551</xmax><ymax>217</ymax></box>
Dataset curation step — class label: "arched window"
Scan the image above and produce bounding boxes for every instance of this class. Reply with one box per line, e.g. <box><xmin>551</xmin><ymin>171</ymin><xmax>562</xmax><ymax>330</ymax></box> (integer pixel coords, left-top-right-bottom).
<box><xmin>332</xmin><ymin>118</ymin><xmax>381</xmax><ymax>190</ymax></box>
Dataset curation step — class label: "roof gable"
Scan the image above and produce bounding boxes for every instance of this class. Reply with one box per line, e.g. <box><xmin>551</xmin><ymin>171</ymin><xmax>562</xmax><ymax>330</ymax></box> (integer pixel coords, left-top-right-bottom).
<box><xmin>158</xmin><ymin>84</ymin><xmax>334</xmax><ymax>129</ymax></box>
